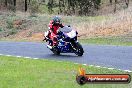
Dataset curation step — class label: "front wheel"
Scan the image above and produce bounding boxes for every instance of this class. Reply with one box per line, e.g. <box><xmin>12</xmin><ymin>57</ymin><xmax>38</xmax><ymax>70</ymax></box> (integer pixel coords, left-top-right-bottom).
<box><xmin>72</xmin><ymin>42</ymin><xmax>84</xmax><ymax>56</ymax></box>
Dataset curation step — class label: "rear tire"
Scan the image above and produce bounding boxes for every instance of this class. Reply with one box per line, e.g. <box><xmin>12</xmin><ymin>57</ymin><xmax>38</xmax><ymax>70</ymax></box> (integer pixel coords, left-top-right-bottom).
<box><xmin>52</xmin><ymin>46</ymin><xmax>60</xmax><ymax>55</ymax></box>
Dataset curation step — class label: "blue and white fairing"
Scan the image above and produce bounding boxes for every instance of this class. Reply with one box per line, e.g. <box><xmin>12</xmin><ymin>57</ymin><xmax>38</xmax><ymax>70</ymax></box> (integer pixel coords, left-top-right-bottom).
<box><xmin>57</xmin><ymin>26</ymin><xmax>78</xmax><ymax>53</ymax></box>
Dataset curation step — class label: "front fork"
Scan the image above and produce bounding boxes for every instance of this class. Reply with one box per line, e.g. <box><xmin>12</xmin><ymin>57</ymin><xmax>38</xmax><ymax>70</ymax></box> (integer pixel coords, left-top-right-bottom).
<box><xmin>70</xmin><ymin>40</ymin><xmax>78</xmax><ymax>51</ymax></box>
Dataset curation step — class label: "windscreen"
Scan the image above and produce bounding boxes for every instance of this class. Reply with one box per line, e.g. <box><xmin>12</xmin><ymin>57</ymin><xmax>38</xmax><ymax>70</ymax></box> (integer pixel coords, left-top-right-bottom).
<box><xmin>59</xmin><ymin>26</ymin><xmax>72</xmax><ymax>33</ymax></box>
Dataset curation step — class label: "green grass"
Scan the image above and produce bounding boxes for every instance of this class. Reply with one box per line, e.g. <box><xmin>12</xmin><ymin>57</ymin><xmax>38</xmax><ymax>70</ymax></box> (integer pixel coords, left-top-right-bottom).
<box><xmin>0</xmin><ymin>55</ymin><xmax>131</xmax><ymax>88</ymax></box>
<box><xmin>79</xmin><ymin>37</ymin><xmax>132</xmax><ymax>46</ymax></box>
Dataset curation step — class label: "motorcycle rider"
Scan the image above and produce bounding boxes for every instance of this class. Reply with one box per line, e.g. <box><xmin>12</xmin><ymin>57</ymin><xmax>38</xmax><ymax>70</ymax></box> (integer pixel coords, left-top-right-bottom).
<box><xmin>45</xmin><ymin>16</ymin><xmax>64</xmax><ymax>46</ymax></box>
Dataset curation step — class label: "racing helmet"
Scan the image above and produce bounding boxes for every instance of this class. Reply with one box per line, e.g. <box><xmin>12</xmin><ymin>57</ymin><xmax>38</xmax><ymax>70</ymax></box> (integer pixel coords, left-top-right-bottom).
<box><xmin>53</xmin><ymin>16</ymin><xmax>61</xmax><ymax>24</ymax></box>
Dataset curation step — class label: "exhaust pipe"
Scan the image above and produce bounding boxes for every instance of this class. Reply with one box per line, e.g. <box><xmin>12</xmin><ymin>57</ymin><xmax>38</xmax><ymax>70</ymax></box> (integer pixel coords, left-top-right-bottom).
<box><xmin>47</xmin><ymin>45</ymin><xmax>52</xmax><ymax>49</ymax></box>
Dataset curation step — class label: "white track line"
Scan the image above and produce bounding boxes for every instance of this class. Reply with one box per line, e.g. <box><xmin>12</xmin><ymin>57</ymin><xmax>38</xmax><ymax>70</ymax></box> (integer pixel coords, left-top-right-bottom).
<box><xmin>0</xmin><ymin>54</ymin><xmax>3</xmax><ymax>55</ymax></box>
<box><xmin>83</xmin><ymin>64</ymin><xmax>87</xmax><ymax>66</ymax></box>
<box><xmin>24</xmin><ymin>57</ymin><xmax>31</xmax><ymax>59</ymax></box>
<box><xmin>108</xmin><ymin>68</ymin><xmax>114</xmax><ymax>70</ymax></box>
<box><xmin>95</xmin><ymin>66</ymin><xmax>101</xmax><ymax>68</ymax></box>
<box><xmin>102</xmin><ymin>67</ymin><xmax>107</xmax><ymax>69</ymax></box>
<box><xmin>6</xmin><ymin>55</ymin><xmax>12</xmax><ymax>57</ymax></box>
<box><xmin>0</xmin><ymin>53</ymin><xmax>132</xmax><ymax>73</ymax></box>
<box><xmin>16</xmin><ymin>56</ymin><xmax>22</xmax><ymax>58</ymax></box>
<box><xmin>33</xmin><ymin>58</ymin><xmax>39</xmax><ymax>59</ymax></box>
<box><xmin>124</xmin><ymin>70</ymin><xmax>132</xmax><ymax>73</ymax></box>
<box><xmin>89</xmin><ymin>65</ymin><xmax>94</xmax><ymax>66</ymax></box>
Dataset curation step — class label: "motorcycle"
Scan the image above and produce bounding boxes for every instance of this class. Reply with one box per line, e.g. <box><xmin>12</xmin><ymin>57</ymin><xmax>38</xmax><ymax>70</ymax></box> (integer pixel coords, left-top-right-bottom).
<box><xmin>44</xmin><ymin>26</ymin><xmax>84</xmax><ymax>56</ymax></box>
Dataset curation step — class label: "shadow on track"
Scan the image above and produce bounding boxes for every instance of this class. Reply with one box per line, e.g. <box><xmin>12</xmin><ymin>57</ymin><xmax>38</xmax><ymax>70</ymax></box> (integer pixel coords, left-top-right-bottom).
<box><xmin>42</xmin><ymin>53</ymin><xmax>83</xmax><ymax>60</ymax></box>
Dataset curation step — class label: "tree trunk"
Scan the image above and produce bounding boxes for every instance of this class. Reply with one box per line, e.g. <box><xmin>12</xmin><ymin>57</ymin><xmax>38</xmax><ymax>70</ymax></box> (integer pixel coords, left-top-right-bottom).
<box><xmin>110</xmin><ymin>0</ymin><xmax>112</xmax><ymax>5</ymax></box>
<box><xmin>29</xmin><ymin>0</ymin><xmax>30</xmax><ymax>4</ymax></box>
<box><xmin>59</xmin><ymin>0</ymin><xmax>62</xmax><ymax>14</ymax></box>
<box><xmin>25</xmin><ymin>0</ymin><xmax>27</xmax><ymax>12</ymax></box>
<box><xmin>5</xmin><ymin>0</ymin><xmax>8</xmax><ymax>6</ymax></box>
<box><xmin>114</xmin><ymin>0</ymin><xmax>117</xmax><ymax>12</ymax></box>
<box><xmin>13</xmin><ymin>0</ymin><xmax>16</xmax><ymax>6</ymax></box>
<box><xmin>125</xmin><ymin>0</ymin><xmax>129</xmax><ymax>8</ymax></box>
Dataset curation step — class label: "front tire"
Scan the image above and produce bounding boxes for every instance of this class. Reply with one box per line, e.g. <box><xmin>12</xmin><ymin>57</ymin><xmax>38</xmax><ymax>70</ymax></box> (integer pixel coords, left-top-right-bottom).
<box><xmin>72</xmin><ymin>42</ymin><xmax>84</xmax><ymax>56</ymax></box>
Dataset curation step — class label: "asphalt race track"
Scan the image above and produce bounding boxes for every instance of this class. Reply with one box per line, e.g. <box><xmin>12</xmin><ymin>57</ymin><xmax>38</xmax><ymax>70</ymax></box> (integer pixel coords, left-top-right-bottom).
<box><xmin>0</xmin><ymin>41</ymin><xmax>132</xmax><ymax>71</ymax></box>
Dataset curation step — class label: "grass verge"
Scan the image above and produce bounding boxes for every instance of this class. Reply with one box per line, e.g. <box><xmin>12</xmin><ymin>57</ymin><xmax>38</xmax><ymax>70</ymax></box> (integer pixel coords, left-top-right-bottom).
<box><xmin>79</xmin><ymin>37</ymin><xmax>132</xmax><ymax>46</ymax></box>
<box><xmin>0</xmin><ymin>55</ymin><xmax>131</xmax><ymax>88</ymax></box>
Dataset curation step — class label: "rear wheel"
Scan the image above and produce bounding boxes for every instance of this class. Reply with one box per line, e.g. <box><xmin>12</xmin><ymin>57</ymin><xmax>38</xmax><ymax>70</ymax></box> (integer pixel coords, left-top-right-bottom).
<box><xmin>52</xmin><ymin>46</ymin><xmax>60</xmax><ymax>55</ymax></box>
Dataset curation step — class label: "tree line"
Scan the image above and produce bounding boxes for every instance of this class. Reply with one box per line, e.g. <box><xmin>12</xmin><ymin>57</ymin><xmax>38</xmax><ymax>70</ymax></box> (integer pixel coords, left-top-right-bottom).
<box><xmin>0</xmin><ymin>0</ymin><xmax>130</xmax><ymax>16</ymax></box>
<box><xmin>47</xmin><ymin>0</ymin><xmax>101</xmax><ymax>16</ymax></box>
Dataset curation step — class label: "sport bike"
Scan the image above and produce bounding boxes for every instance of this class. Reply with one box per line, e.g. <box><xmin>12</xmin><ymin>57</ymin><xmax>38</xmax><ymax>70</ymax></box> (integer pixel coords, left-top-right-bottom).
<box><xmin>44</xmin><ymin>26</ymin><xmax>84</xmax><ymax>56</ymax></box>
